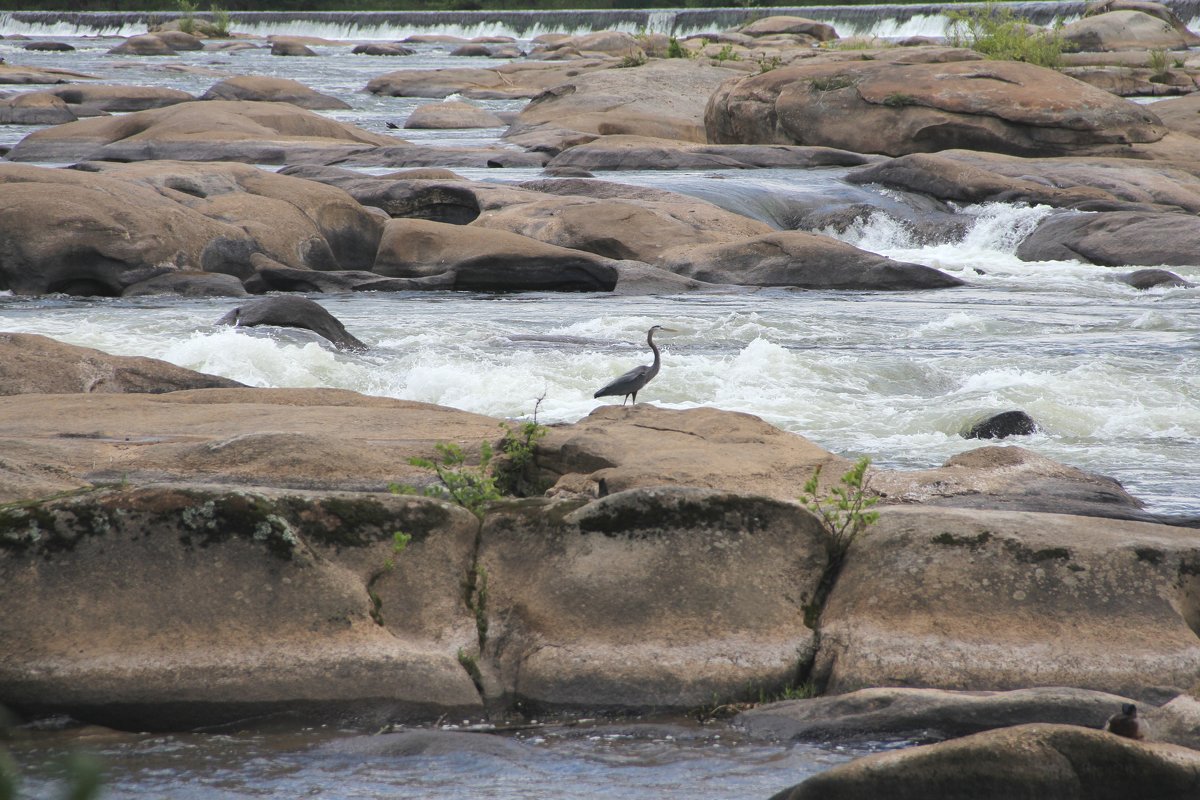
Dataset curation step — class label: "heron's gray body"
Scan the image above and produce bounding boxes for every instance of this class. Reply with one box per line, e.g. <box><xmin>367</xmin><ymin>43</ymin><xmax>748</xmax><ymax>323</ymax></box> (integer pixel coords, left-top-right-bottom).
<box><xmin>594</xmin><ymin>325</ymin><xmax>668</xmax><ymax>405</ymax></box>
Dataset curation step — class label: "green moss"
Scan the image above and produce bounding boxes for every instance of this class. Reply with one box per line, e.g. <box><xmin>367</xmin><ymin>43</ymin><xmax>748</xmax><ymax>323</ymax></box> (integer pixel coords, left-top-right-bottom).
<box><xmin>1008</xmin><ymin>543</ymin><xmax>1071</xmax><ymax>564</ymax></box>
<box><xmin>0</xmin><ymin>495</ymin><xmax>121</xmax><ymax>557</ymax></box>
<box><xmin>1135</xmin><ymin>547</ymin><xmax>1165</xmax><ymax>565</ymax></box>
<box><xmin>931</xmin><ymin>530</ymin><xmax>992</xmax><ymax>548</ymax></box>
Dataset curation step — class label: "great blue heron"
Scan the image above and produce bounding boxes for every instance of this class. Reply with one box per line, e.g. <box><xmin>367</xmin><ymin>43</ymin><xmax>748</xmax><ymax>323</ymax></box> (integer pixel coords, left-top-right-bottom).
<box><xmin>593</xmin><ymin>325</ymin><xmax>674</xmax><ymax>405</ymax></box>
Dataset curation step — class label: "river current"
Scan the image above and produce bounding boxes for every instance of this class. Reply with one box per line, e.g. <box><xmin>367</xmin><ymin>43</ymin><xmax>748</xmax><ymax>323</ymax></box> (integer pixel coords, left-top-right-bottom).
<box><xmin>1</xmin><ymin>7</ymin><xmax>1199</xmax><ymax>797</ymax></box>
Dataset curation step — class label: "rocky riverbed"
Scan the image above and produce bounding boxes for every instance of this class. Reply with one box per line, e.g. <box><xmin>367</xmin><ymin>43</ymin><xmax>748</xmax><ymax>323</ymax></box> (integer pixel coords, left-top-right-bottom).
<box><xmin>3</xmin><ymin>3</ymin><xmax>1200</xmax><ymax>798</ymax></box>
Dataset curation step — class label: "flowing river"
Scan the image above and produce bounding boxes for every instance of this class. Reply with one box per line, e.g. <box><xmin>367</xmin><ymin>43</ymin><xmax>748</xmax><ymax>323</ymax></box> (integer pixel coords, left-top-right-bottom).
<box><xmin>2</xmin><ymin>5</ymin><xmax>1199</xmax><ymax>797</ymax></box>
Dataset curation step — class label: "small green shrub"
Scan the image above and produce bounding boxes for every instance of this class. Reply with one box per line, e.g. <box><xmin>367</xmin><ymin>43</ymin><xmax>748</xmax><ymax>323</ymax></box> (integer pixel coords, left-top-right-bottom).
<box><xmin>799</xmin><ymin>455</ymin><xmax>879</xmax><ymax>562</ymax></box>
<box><xmin>667</xmin><ymin>36</ymin><xmax>685</xmax><ymax>58</ymax></box>
<box><xmin>809</xmin><ymin>74</ymin><xmax>857</xmax><ymax>92</ymax></box>
<box><xmin>945</xmin><ymin>3</ymin><xmax>1066</xmax><ymax>69</ymax></box>
<box><xmin>617</xmin><ymin>50</ymin><xmax>647</xmax><ymax>68</ymax></box>
<box><xmin>394</xmin><ymin>441</ymin><xmax>500</xmax><ymax>519</ymax></box>
<box><xmin>882</xmin><ymin>92</ymin><xmax>918</xmax><ymax>107</ymax></box>
<box><xmin>176</xmin><ymin>0</ymin><xmax>196</xmax><ymax>34</ymax></box>
<box><xmin>209</xmin><ymin>3</ymin><xmax>231</xmax><ymax>36</ymax></box>
<box><xmin>714</xmin><ymin>43</ymin><xmax>741</xmax><ymax>62</ymax></box>
<box><xmin>756</xmin><ymin>54</ymin><xmax>783</xmax><ymax>73</ymax></box>
<box><xmin>382</xmin><ymin>530</ymin><xmax>411</xmax><ymax>572</ymax></box>
<box><xmin>1149</xmin><ymin>48</ymin><xmax>1169</xmax><ymax>77</ymax></box>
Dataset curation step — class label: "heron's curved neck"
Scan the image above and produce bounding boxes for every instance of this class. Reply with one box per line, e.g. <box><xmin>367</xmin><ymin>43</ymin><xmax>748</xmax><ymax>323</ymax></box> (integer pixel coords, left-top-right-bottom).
<box><xmin>647</xmin><ymin>328</ymin><xmax>660</xmax><ymax>367</ymax></box>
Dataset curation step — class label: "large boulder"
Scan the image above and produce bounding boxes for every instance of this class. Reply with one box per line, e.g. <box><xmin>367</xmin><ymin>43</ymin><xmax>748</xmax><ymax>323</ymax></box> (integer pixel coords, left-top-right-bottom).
<box><xmin>739</xmin><ymin>686</ymin><xmax>1143</xmax><ymax>742</ymax></box>
<box><xmin>374</xmin><ymin>218</ymin><xmax>619</xmax><ymax>291</ymax></box>
<box><xmin>107</xmin><ymin>34</ymin><xmax>178</xmax><ymax>56</ymax></box>
<box><xmin>403</xmin><ymin>100</ymin><xmax>505</xmax><ymax>129</ymax></box>
<box><xmin>42</xmin><ymin>83</ymin><xmax>195</xmax><ymax>112</ymax></box>
<box><xmin>771</xmin><ymin>723</ymin><xmax>1200</xmax><ymax>800</ymax></box>
<box><xmin>706</xmin><ymin>58</ymin><xmax>1167</xmax><ymax>157</ymax></box>
<box><xmin>0</xmin><ymin>333</ymin><xmax>243</xmax><ymax>395</ymax></box>
<box><xmin>0</xmin><ymin>161</ymin><xmax>383</xmax><ymax>295</ymax></box>
<box><xmin>545</xmin><ymin>135</ymin><xmax>875</xmax><ymax>171</ymax></box>
<box><xmin>506</xmin><ymin>60</ymin><xmax>743</xmax><ymax>144</ymax></box>
<box><xmin>200</xmin><ymin>76</ymin><xmax>351</xmax><ymax>110</ymax></box>
<box><xmin>0</xmin><ymin>387</ymin><xmax>504</xmax><ymax>501</ymax></box>
<box><xmin>476</xmin><ymin>487</ymin><xmax>828</xmax><ymax>711</ymax></box>
<box><xmin>1061</xmin><ymin>9</ymin><xmax>1197</xmax><ymax>51</ymax></box>
<box><xmin>366</xmin><ymin>60</ymin><xmax>613</xmax><ymax>100</ymax></box>
<box><xmin>658</xmin><ymin>230</ymin><xmax>965</xmax><ymax>290</ymax></box>
<box><xmin>811</xmin><ymin>506</ymin><xmax>1200</xmax><ymax>702</ymax></box>
<box><xmin>846</xmin><ymin>150</ymin><xmax>1200</xmax><ymax>213</ymax></box>
<box><xmin>6</xmin><ymin>100</ymin><xmax>404</xmax><ymax>164</ymax></box>
<box><xmin>0</xmin><ymin>486</ymin><xmax>483</xmax><ymax>730</ymax></box>
<box><xmin>1016</xmin><ymin>210</ymin><xmax>1200</xmax><ymax>266</ymax></box>
<box><xmin>0</xmin><ymin>64</ymin><xmax>96</xmax><ymax>85</ymax></box>
<box><xmin>1146</xmin><ymin>91</ymin><xmax>1200</xmax><ymax>138</ymax></box>
<box><xmin>0</xmin><ymin>92</ymin><xmax>76</xmax><ymax>125</ymax></box>
<box><xmin>737</xmin><ymin>15</ymin><xmax>838</xmax><ymax>41</ymax></box>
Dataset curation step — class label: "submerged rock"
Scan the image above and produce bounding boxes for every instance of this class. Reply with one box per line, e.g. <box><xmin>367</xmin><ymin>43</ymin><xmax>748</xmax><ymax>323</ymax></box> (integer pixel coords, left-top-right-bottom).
<box><xmin>962</xmin><ymin>410</ymin><xmax>1040</xmax><ymax>440</ymax></box>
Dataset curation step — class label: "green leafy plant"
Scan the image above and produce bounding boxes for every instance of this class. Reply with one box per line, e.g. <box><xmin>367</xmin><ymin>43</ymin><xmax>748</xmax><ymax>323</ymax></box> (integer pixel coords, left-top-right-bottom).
<box><xmin>396</xmin><ymin>441</ymin><xmax>500</xmax><ymax>519</ymax></box>
<box><xmin>666</xmin><ymin>36</ymin><xmax>686</xmax><ymax>59</ymax></box>
<box><xmin>713</xmin><ymin>43</ymin><xmax>741</xmax><ymax>62</ymax></box>
<box><xmin>176</xmin><ymin>0</ymin><xmax>196</xmax><ymax>34</ymax></box>
<box><xmin>492</xmin><ymin>419</ymin><xmax>549</xmax><ymax>497</ymax></box>
<box><xmin>209</xmin><ymin>2</ymin><xmax>231</xmax><ymax>36</ymax></box>
<box><xmin>617</xmin><ymin>50</ymin><xmax>647</xmax><ymax>68</ymax></box>
<box><xmin>382</xmin><ymin>530</ymin><xmax>411</xmax><ymax>572</ymax></box>
<box><xmin>755</xmin><ymin>54</ymin><xmax>782</xmax><ymax>73</ymax></box>
<box><xmin>1173</xmin><ymin>57</ymin><xmax>1187</xmax><ymax>69</ymax></box>
<box><xmin>945</xmin><ymin>4</ymin><xmax>1066</xmax><ymax>69</ymax></box>
<box><xmin>799</xmin><ymin>455</ymin><xmax>879</xmax><ymax>563</ymax></box>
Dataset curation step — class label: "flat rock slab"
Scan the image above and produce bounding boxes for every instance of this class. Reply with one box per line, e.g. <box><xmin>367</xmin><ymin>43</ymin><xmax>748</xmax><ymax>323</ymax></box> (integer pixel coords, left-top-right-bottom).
<box><xmin>773</xmin><ymin>723</ymin><xmax>1200</xmax><ymax>800</ymax></box>
<box><xmin>814</xmin><ymin>506</ymin><xmax>1200</xmax><ymax>703</ymax></box>
<box><xmin>738</xmin><ymin>686</ymin><xmax>1142</xmax><ymax>742</ymax></box>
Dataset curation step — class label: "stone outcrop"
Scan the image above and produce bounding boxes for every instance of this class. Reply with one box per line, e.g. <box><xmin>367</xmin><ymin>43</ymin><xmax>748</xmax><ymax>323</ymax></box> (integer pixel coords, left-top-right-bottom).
<box><xmin>0</xmin><ymin>63</ymin><xmax>97</xmax><ymax>85</ymax></box>
<box><xmin>658</xmin><ymin>230</ymin><xmax>965</xmax><ymax>290</ymax></box>
<box><xmin>1061</xmin><ymin>9</ymin><xmax>1198</xmax><ymax>51</ymax></box>
<box><xmin>365</xmin><ymin>60</ymin><xmax>614</xmax><ymax>100</ymax></box>
<box><xmin>476</xmin><ymin>487</ymin><xmax>827</xmax><ymax>712</ymax></box>
<box><xmin>200</xmin><ymin>76</ymin><xmax>351</xmax><ymax>110</ymax></box>
<box><xmin>403</xmin><ymin>100</ymin><xmax>505</xmax><ymax>129</ymax></box>
<box><xmin>505</xmin><ymin>59</ymin><xmax>743</xmax><ymax>145</ymax></box>
<box><xmin>1016</xmin><ymin>210</ymin><xmax>1200</xmax><ymax>266</ymax></box>
<box><xmin>0</xmin><ymin>92</ymin><xmax>76</xmax><ymax>125</ymax></box>
<box><xmin>41</xmin><ymin>83</ymin><xmax>195</xmax><ymax>113</ymax></box>
<box><xmin>0</xmin><ymin>161</ymin><xmax>383</xmax><ymax>295</ymax></box>
<box><xmin>739</xmin><ymin>686</ymin><xmax>1143</xmax><ymax>742</ymax></box>
<box><xmin>706</xmin><ymin>57</ymin><xmax>1167</xmax><ymax>157</ymax></box>
<box><xmin>0</xmin><ymin>333</ymin><xmax>243</xmax><ymax>396</ymax></box>
<box><xmin>771</xmin><ymin>723</ymin><xmax>1200</xmax><ymax>800</ymax></box>
<box><xmin>0</xmin><ymin>486</ymin><xmax>483</xmax><ymax>730</ymax></box>
<box><xmin>811</xmin><ymin>506</ymin><xmax>1200</xmax><ymax>702</ymax></box>
<box><xmin>374</xmin><ymin>218</ymin><xmax>619</xmax><ymax>291</ymax></box>
<box><xmin>6</xmin><ymin>100</ymin><xmax>404</xmax><ymax>164</ymax></box>
<box><xmin>544</xmin><ymin>136</ymin><xmax>875</xmax><ymax>171</ymax></box>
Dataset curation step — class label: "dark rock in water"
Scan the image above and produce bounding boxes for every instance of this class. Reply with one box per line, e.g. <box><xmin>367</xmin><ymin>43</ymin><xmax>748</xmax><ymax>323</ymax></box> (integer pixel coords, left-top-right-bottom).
<box><xmin>23</xmin><ymin>41</ymin><xmax>74</xmax><ymax>51</ymax></box>
<box><xmin>1120</xmin><ymin>268</ymin><xmax>1195</xmax><ymax>290</ymax></box>
<box><xmin>318</xmin><ymin>728</ymin><xmax>530</xmax><ymax>759</ymax></box>
<box><xmin>963</xmin><ymin>410</ymin><xmax>1040</xmax><ymax>440</ymax></box>
<box><xmin>738</xmin><ymin>686</ymin><xmax>1139</xmax><ymax>743</ymax></box>
<box><xmin>217</xmin><ymin>295</ymin><xmax>367</xmax><ymax>351</ymax></box>
<box><xmin>255</xmin><ymin>265</ymin><xmax>419</xmax><ymax>293</ymax></box>
<box><xmin>352</xmin><ymin>43</ymin><xmax>415</xmax><ymax>56</ymax></box>
<box><xmin>1016</xmin><ymin>211</ymin><xmax>1200</xmax><ymax>266</ymax></box>
<box><xmin>770</xmin><ymin>723</ymin><xmax>1200</xmax><ymax>800</ymax></box>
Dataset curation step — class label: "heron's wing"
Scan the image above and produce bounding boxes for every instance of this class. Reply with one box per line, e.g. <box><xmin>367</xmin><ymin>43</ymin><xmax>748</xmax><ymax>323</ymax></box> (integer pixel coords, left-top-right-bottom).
<box><xmin>594</xmin><ymin>364</ymin><xmax>651</xmax><ymax>398</ymax></box>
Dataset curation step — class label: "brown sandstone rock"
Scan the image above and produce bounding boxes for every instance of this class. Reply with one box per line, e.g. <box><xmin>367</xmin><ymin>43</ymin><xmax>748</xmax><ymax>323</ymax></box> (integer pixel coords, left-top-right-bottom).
<box><xmin>403</xmin><ymin>100</ymin><xmax>505</xmax><ymax>129</ymax></box>
<box><xmin>0</xmin><ymin>161</ymin><xmax>383</xmax><ymax>295</ymax></box>
<box><xmin>270</xmin><ymin>38</ymin><xmax>318</xmax><ymax>56</ymax></box>
<box><xmin>200</xmin><ymin>75</ymin><xmax>351</xmax><ymax>110</ymax></box>
<box><xmin>477</xmin><ymin>487</ymin><xmax>827</xmax><ymax>711</ymax></box>
<box><xmin>1144</xmin><ymin>91</ymin><xmax>1200</xmax><ymax>138</ymax></box>
<box><xmin>1061</xmin><ymin>9</ymin><xmax>1197</xmax><ymax>51</ymax></box>
<box><xmin>0</xmin><ymin>333</ymin><xmax>243</xmax><ymax>396</ymax></box>
<box><xmin>6</xmin><ymin>100</ymin><xmax>403</xmax><ymax>164</ymax></box>
<box><xmin>705</xmin><ymin>58</ymin><xmax>1167</xmax><ymax>157</ymax></box>
<box><xmin>0</xmin><ymin>92</ymin><xmax>75</xmax><ymax>125</ymax></box>
<box><xmin>42</xmin><ymin>83</ymin><xmax>195</xmax><ymax>112</ymax></box>
<box><xmin>0</xmin><ymin>63</ymin><xmax>96</xmax><ymax>84</ymax></box>
<box><xmin>374</xmin><ymin>218</ymin><xmax>619</xmax><ymax>291</ymax></box>
<box><xmin>545</xmin><ymin>135</ymin><xmax>875</xmax><ymax>171</ymax></box>
<box><xmin>0</xmin><ymin>486</ymin><xmax>483</xmax><ymax>730</ymax></box>
<box><xmin>1016</xmin><ymin>209</ymin><xmax>1200</xmax><ymax>266</ymax></box>
<box><xmin>366</xmin><ymin>60</ymin><xmax>614</xmax><ymax>100</ymax></box>
<box><xmin>107</xmin><ymin>34</ymin><xmax>177</xmax><ymax>56</ymax></box>
<box><xmin>812</xmin><ymin>506</ymin><xmax>1200</xmax><ymax>701</ymax></box>
<box><xmin>772</xmin><ymin>723</ymin><xmax>1200</xmax><ymax>800</ymax></box>
<box><xmin>507</xmin><ymin>59</ymin><xmax>743</xmax><ymax>145</ymax></box>
<box><xmin>737</xmin><ymin>15</ymin><xmax>838</xmax><ymax>41</ymax></box>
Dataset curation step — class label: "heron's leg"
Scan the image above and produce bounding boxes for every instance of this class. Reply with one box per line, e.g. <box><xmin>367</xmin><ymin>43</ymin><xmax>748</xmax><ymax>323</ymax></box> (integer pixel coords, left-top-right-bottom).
<box><xmin>631</xmin><ymin>391</ymin><xmax>638</xmax><ymax>405</ymax></box>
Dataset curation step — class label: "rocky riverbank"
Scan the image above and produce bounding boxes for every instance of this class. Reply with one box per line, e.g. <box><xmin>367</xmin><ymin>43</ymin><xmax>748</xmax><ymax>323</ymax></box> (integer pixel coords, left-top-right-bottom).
<box><xmin>3</xmin><ymin>3</ymin><xmax>1200</xmax><ymax>796</ymax></box>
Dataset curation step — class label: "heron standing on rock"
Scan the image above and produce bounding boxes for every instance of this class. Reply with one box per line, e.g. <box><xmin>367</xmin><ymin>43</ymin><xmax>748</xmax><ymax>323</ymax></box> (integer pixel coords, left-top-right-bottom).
<box><xmin>594</xmin><ymin>324</ymin><xmax>674</xmax><ymax>405</ymax></box>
